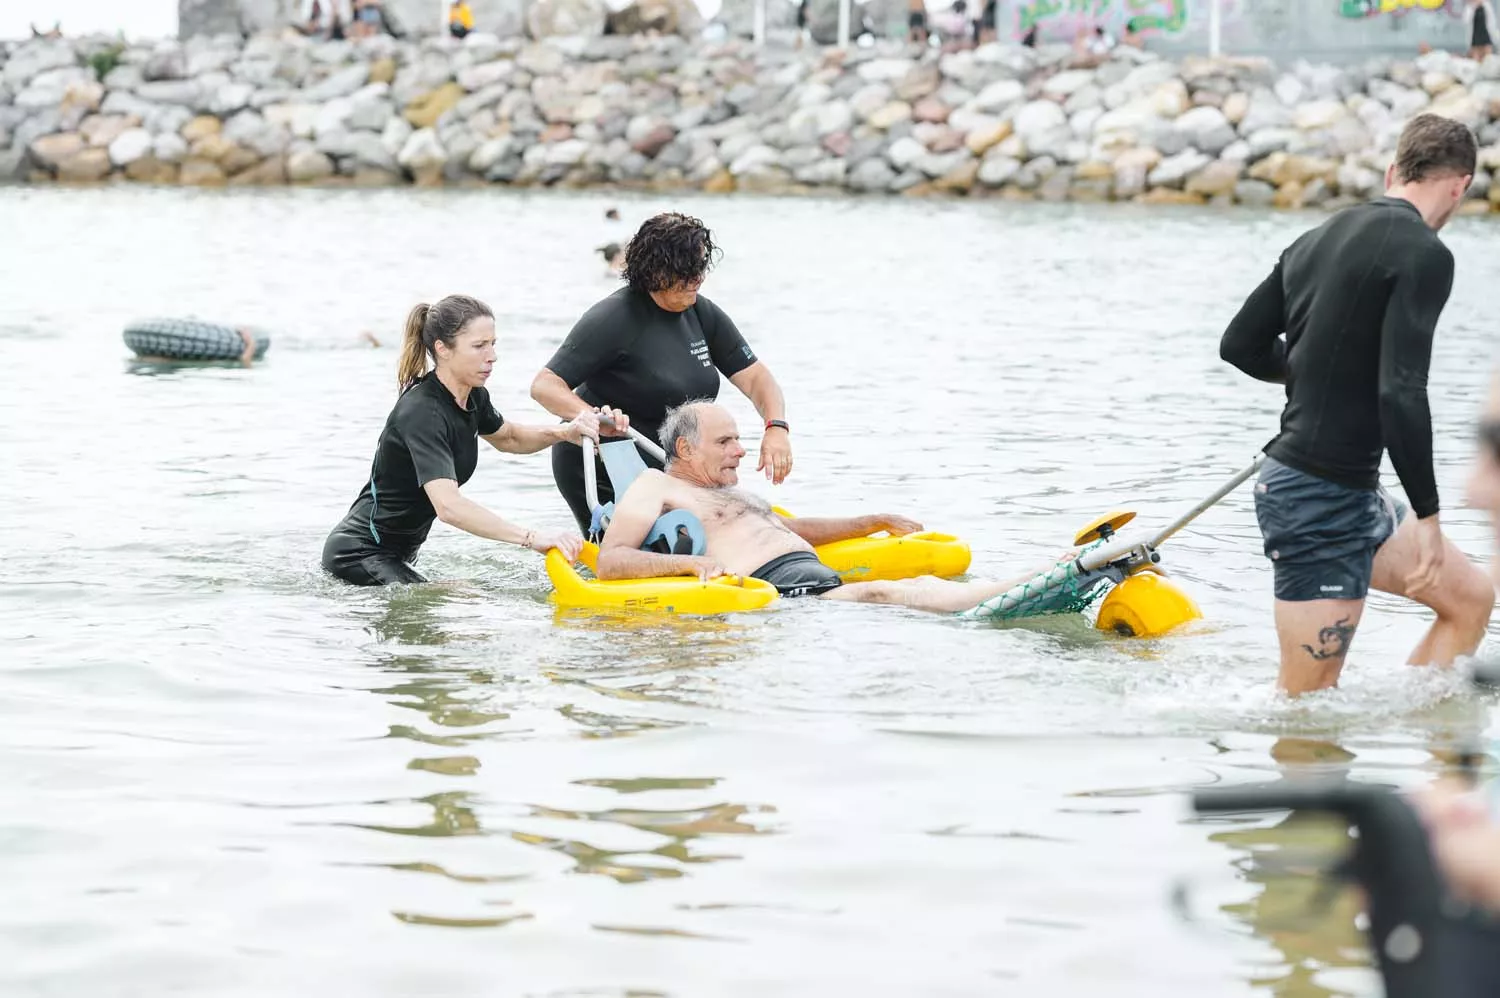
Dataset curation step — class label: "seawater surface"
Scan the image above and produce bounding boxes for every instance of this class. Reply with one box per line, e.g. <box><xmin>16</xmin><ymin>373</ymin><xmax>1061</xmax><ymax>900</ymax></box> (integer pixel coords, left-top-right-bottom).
<box><xmin>3</xmin><ymin>186</ymin><xmax>1500</xmax><ymax>997</ymax></box>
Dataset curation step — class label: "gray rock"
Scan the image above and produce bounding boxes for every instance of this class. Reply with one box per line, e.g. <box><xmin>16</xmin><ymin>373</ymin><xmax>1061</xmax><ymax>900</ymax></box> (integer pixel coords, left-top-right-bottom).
<box><xmin>1148</xmin><ymin>149</ymin><xmax>1212</xmax><ymax>188</ymax></box>
<box><xmin>1063</xmin><ymin>84</ymin><xmax>1103</xmax><ymax>115</ymax></box>
<box><xmin>444</xmin><ymin>132</ymin><xmax>480</xmax><ymax>176</ymax></box>
<box><xmin>392</xmin><ymin>56</ymin><xmax>455</xmax><ymax>107</ymax></box>
<box><xmin>848</xmin><ymin>156</ymin><xmax>896</xmax><ymax>192</ymax></box>
<box><xmin>303</xmin><ymin>65</ymin><xmax>371</xmax><ymax>104</ymax></box>
<box><xmin>0</xmin><ymin>147</ymin><xmax>27</xmax><ymax>184</ymax></box>
<box><xmin>222</xmin><ymin>110</ymin><xmax>289</xmax><ymax>157</ymax></box>
<box><xmin>519</xmin><ymin>43</ymin><xmax>570</xmax><ymax>76</ymax></box>
<box><xmin>1234</xmin><ymin>179</ymin><xmax>1276</xmax><ymax>206</ymax></box>
<box><xmin>1273</xmin><ymin>74</ymin><xmax>1304</xmax><ymax>107</ymax></box>
<box><xmin>888</xmin><ymin>169</ymin><xmax>926</xmax><ymax>193</ymax></box>
<box><xmin>2</xmin><ymin>42</ymin><xmax>78</xmax><ymax>89</ymax></box>
<box><xmin>287</xmin><ymin>148</ymin><xmax>335</xmax><ymax>182</ymax></box>
<box><xmin>1038</xmin><ymin>167</ymin><xmax>1075</xmax><ymax>202</ymax></box>
<box><xmin>469</xmin><ymin>135</ymin><xmax>517</xmax><ymax>173</ymax></box>
<box><xmin>1337</xmin><ymin>159</ymin><xmax>1383</xmax><ymax>198</ymax></box>
<box><xmin>398</xmin><ymin>128</ymin><xmax>447</xmax><ymax>171</ymax></box>
<box><xmin>13</xmin><ymin>109</ymin><xmax>62</xmax><ymax>152</ymax></box>
<box><xmin>103</xmin><ymin>64</ymin><xmax>146</xmax><ymax>92</ymax></box>
<box><xmin>1246</xmin><ymin>126</ymin><xmax>1296</xmax><ymax>159</ymax></box>
<box><xmin>209</xmin><ymin>82</ymin><xmax>255</xmax><ymax>116</ymax></box>
<box><xmin>915</xmin><ymin>149</ymin><xmax>970</xmax><ymax>179</ymax></box>
<box><xmin>107</xmin><ymin>127</ymin><xmax>153</xmax><ymax>166</ymax></box>
<box><xmin>1043</xmin><ymin>70</ymin><xmax>1095</xmax><ymax>100</ymax></box>
<box><xmin>1174</xmin><ymin>105</ymin><xmax>1235</xmax><ymax>155</ymax></box>
<box><xmin>458</xmin><ymin>60</ymin><xmax>515</xmax><ymax>93</ymax></box>
<box><xmin>977</xmin><ymin>153</ymin><xmax>1021</xmax><ymax>187</ymax></box>
<box><xmin>728</xmin><ymin>144</ymin><xmax>779</xmax><ymax>175</ymax></box>
<box><xmin>794</xmin><ymin>159</ymin><xmax>846</xmax><ymax>186</ymax></box>
<box><xmin>348</xmin><ymin>97</ymin><xmax>395</xmax><ymax>133</ymax></box>
<box><xmin>143</xmin><ymin>49</ymin><xmax>188</xmax><ymax>82</ymax></box>
<box><xmin>846</xmin><ymin>133</ymin><xmax>886</xmax><ymax>166</ymax></box>
<box><xmin>1237</xmin><ymin>95</ymin><xmax>1293</xmax><ymax>135</ymax></box>
<box><xmin>382</xmin><ymin>116</ymin><xmax>414</xmax><ymax>157</ymax></box>
<box><xmin>485</xmin><ymin>153</ymin><xmax>525</xmax><ymax>182</ymax></box>
<box><xmin>886</xmin><ymin>135</ymin><xmax>926</xmax><ymax>170</ymax></box>
<box><xmin>972</xmin><ymin>78</ymin><xmax>1024</xmax><ymax>114</ymax></box>
<box><xmin>135</xmin><ymin>80</ymin><xmax>203</xmax><ymax>107</ymax></box>
<box><xmin>152</xmin><ymin>132</ymin><xmax>189</xmax><ymax>163</ymax></box>
<box><xmin>1013</xmin><ymin>99</ymin><xmax>1067</xmax><ymax>144</ymax></box>
<box><xmin>1368</xmin><ymin>78</ymin><xmax>1430</xmax><ymax>118</ymax></box>
<box><xmin>1027</xmin><ymin>124</ymin><xmax>1074</xmax><ymax>161</ymax></box>
<box><xmin>316</xmin><ymin>129</ymin><xmax>397</xmax><ymax>170</ymax></box>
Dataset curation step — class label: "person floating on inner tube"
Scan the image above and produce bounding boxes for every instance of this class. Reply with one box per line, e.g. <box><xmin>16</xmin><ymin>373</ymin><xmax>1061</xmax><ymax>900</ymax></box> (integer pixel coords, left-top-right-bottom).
<box><xmin>596</xmin><ymin>401</ymin><xmax>1073</xmax><ymax>610</ymax></box>
<box><xmin>321</xmin><ymin>294</ymin><xmax>623</xmax><ymax>586</ymax></box>
<box><xmin>530</xmin><ymin>212</ymin><xmax>793</xmax><ymax>535</ymax></box>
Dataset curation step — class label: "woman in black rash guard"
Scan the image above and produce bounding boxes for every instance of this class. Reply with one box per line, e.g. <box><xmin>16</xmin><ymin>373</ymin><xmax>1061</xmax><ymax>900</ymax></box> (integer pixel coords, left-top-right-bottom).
<box><xmin>322</xmin><ymin>294</ymin><xmax>622</xmax><ymax>586</ymax></box>
<box><xmin>530</xmin><ymin>212</ymin><xmax>795</xmax><ymax>534</ymax></box>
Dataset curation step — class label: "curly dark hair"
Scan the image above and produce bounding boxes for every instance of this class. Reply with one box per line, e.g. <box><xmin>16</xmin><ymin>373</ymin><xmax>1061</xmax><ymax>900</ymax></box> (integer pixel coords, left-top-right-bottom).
<box><xmin>621</xmin><ymin>212</ymin><xmax>721</xmax><ymax>295</ymax></box>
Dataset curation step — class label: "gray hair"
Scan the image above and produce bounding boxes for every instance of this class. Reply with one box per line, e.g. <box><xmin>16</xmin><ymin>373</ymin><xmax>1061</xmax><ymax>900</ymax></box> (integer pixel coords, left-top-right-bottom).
<box><xmin>659</xmin><ymin>400</ymin><xmax>713</xmax><ymax>465</ymax></box>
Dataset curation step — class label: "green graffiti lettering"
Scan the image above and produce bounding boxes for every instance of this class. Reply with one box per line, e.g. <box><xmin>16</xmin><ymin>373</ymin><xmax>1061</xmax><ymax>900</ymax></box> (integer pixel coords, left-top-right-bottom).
<box><xmin>1124</xmin><ymin>0</ymin><xmax>1187</xmax><ymax>34</ymax></box>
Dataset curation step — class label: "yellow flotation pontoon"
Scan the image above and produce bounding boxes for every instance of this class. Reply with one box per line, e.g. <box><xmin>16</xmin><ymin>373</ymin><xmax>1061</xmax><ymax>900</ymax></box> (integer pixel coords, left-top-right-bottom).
<box><xmin>547</xmin><ymin>542</ymin><xmax>778</xmax><ymax>614</ymax></box>
<box><xmin>544</xmin><ymin>430</ymin><xmax>973</xmax><ymax>616</ymax></box>
<box><xmin>771</xmin><ymin>506</ymin><xmax>972</xmax><ymax>582</ymax></box>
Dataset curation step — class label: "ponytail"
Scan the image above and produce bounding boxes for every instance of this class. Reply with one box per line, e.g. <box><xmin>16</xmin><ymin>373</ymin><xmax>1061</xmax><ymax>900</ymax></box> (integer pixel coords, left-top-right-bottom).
<box><xmin>397</xmin><ymin>302</ymin><xmax>431</xmax><ymax>391</ymax></box>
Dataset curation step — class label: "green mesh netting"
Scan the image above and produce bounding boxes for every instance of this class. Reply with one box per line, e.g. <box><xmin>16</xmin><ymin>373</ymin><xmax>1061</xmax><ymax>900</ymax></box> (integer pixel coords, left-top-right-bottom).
<box><xmin>959</xmin><ymin>539</ymin><xmax>1115</xmax><ymax>621</ymax></box>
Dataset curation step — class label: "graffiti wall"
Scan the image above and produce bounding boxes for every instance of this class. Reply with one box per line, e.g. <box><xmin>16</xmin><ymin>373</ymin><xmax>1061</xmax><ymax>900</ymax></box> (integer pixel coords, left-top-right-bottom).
<box><xmin>1013</xmin><ymin>0</ymin><xmax>1246</xmax><ymax>42</ymax></box>
<box><xmin>1001</xmin><ymin>0</ymin><xmax>1471</xmax><ymax>57</ymax></box>
<box><xmin>1338</xmin><ymin>0</ymin><xmax>1463</xmax><ymax>18</ymax></box>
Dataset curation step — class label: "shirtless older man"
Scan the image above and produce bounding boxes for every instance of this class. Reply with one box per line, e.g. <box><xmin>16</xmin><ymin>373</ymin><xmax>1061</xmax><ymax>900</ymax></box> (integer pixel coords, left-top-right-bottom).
<box><xmin>596</xmin><ymin>402</ymin><xmax>1065</xmax><ymax>613</ymax></box>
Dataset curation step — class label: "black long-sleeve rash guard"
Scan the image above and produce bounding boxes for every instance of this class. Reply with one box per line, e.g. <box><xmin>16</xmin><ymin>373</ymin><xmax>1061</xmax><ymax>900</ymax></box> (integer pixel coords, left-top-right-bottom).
<box><xmin>1220</xmin><ymin>196</ymin><xmax>1454</xmax><ymax>520</ymax></box>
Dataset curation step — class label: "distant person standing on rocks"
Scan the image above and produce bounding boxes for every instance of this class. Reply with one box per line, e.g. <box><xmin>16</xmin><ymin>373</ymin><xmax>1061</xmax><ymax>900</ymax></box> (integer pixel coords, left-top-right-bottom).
<box><xmin>907</xmin><ymin>0</ymin><xmax>929</xmax><ymax>44</ymax></box>
<box><xmin>449</xmin><ymin>0</ymin><xmax>474</xmax><ymax>38</ymax></box>
<box><xmin>1466</xmin><ymin>0</ymin><xmax>1497</xmax><ymax>61</ymax></box>
<box><xmin>530</xmin><ymin>212</ymin><xmax>795</xmax><ymax>535</ymax></box>
<box><xmin>1218</xmin><ymin>113</ymin><xmax>1491</xmax><ymax>696</ymax></box>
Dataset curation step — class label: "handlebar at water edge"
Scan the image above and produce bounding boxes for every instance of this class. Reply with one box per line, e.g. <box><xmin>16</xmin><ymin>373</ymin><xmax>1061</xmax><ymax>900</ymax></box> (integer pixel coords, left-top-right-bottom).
<box><xmin>1193</xmin><ymin>779</ymin><xmax>1500</xmax><ymax>998</ymax></box>
<box><xmin>1076</xmin><ymin>455</ymin><xmax>1269</xmax><ymax>576</ymax></box>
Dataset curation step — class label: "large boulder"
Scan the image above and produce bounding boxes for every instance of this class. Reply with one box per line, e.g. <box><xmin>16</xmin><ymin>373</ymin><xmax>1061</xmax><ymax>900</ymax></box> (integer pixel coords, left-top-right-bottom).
<box><xmin>527</xmin><ymin>0</ymin><xmax>608</xmax><ymax>37</ymax></box>
<box><xmin>607</xmin><ymin>0</ymin><xmax>703</xmax><ymax>36</ymax></box>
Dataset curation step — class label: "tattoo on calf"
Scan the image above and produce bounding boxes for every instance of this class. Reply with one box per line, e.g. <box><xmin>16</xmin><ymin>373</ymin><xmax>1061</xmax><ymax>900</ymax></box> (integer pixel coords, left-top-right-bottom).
<box><xmin>1302</xmin><ymin>616</ymin><xmax>1355</xmax><ymax>661</ymax></box>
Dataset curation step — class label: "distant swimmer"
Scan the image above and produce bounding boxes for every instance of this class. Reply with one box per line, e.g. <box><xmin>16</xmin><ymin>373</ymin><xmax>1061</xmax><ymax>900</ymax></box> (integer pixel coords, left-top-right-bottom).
<box><xmin>1219</xmin><ymin>113</ymin><xmax>1493</xmax><ymax>695</ymax></box>
<box><xmin>596</xmin><ymin>401</ymin><xmax>1072</xmax><ymax>610</ymax></box>
<box><xmin>321</xmin><ymin>294</ymin><xmax>625</xmax><ymax>586</ymax></box>
<box><xmin>597</xmin><ymin>241</ymin><xmax>624</xmax><ymax>276</ymax></box>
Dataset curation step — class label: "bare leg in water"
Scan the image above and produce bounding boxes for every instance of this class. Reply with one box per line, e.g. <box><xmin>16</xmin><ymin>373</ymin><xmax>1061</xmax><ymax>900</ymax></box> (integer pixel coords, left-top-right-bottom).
<box><xmin>822</xmin><ymin>552</ymin><xmax>1076</xmax><ymax>614</ymax></box>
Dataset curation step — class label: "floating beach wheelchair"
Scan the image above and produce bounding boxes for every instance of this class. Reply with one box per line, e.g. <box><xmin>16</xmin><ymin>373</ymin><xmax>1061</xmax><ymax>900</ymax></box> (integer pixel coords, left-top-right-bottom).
<box><xmin>545</xmin><ymin>428</ymin><xmax>1261</xmax><ymax>639</ymax></box>
<box><xmin>545</xmin><ymin>426</ymin><xmax>973</xmax><ymax>615</ymax></box>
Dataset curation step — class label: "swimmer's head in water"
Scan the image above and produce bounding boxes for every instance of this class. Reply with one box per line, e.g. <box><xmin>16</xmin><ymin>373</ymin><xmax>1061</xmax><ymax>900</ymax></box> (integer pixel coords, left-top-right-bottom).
<box><xmin>623</xmin><ymin>212</ymin><xmax>720</xmax><ymax>312</ymax></box>
<box><xmin>661</xmin><ymin>401</ymin><xmax>745</xmax><ymax>487</ymax></box>
<box><xmin>1387</xmin><ymin>113</ymin><xmax>1477</xmax><ymax>229</ymax></box>
<box><xmin>398</xmin><ymin>294</ymin><xmax>495</xmax><ymax>393</ymax></box>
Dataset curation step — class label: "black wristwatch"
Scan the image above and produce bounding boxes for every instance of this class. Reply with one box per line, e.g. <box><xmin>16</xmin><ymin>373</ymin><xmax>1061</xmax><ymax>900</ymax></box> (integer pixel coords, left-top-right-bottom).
<box><xmin>765</xmin><ymin>419</ymin><xmax>790</xmax><ymax>433</ymax></box>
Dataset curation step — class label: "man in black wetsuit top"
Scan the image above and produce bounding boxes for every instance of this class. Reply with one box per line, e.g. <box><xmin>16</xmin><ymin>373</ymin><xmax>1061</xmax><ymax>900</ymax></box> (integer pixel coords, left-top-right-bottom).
<box><xmin>1221</xmin><ymin>112</ymin><xmax>1494</xmax><ymax>695</ymax></box>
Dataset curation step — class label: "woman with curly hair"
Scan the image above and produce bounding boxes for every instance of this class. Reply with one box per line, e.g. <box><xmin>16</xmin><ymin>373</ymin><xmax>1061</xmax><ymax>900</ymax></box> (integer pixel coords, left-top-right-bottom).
<box><xmin>531</xmin><ymin>212</ymin><xmax>794</xmax><ymax>534</ymax></box>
